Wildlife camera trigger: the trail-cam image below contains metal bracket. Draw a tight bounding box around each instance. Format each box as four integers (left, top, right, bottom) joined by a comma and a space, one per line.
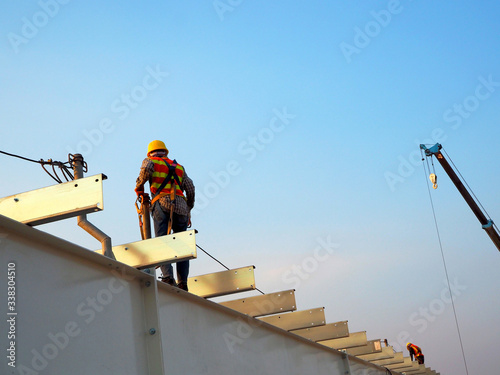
420, 143, 442, 156
482, 219, 494, 229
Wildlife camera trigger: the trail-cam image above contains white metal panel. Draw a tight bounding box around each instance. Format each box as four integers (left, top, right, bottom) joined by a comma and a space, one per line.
0, 174, 105, 225
0, 216, 152, 374
0, 215, 411, 375
109, 230, 197, 269
156, 289, 347, 375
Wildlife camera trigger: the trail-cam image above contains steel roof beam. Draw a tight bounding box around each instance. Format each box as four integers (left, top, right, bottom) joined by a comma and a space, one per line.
318, 331, 367, 349
258, 308, 326, 331
345, 339, 382, 356
0, 174, 105, 226
290, 321, 349, 342
219, 289, 296, 317
108, 230, 196, 269
188, 266, 256, 298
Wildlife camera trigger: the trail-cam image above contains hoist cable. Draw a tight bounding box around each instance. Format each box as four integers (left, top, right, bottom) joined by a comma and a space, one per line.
421, 163, 470, 375
196, 243, 265, 295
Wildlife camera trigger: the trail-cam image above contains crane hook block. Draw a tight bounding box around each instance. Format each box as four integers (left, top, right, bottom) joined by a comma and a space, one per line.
429, 173, 438, 189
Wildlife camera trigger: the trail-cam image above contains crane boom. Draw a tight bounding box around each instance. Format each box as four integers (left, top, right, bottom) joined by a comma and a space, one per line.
420, 143, 500, 252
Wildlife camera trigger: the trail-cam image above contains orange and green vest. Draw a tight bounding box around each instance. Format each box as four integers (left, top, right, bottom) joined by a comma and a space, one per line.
149, 157, 185, 198
409, 344, 423, 357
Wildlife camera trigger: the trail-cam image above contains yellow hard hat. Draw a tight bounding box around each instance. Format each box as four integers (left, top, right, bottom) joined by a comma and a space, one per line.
406, 343, 411, 348
147, 140, 168, 156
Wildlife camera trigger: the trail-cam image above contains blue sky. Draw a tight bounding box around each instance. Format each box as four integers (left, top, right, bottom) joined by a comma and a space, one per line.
2, 1, 500, 373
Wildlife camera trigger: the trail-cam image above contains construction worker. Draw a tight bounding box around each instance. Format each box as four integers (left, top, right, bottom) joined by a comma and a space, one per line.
135, 140, 195, 291
407, 342, 424, 364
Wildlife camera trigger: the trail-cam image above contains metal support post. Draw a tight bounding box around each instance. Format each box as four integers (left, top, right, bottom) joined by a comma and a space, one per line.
136, 194, 154, 274
342, 352, 352, 375
72, 154, 115, 260
141, 276, 165, 374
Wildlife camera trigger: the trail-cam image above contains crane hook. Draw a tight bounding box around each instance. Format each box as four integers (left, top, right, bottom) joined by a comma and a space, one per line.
429, 173, 438, 189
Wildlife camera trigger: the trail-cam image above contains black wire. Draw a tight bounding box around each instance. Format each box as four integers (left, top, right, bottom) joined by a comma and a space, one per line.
0, 150, 41, 163
51, 163, 63, 183
196, 244, 230, 270
431, 153, 436, 175
61, 165, 74, 181
41, 163, 62, 183
422, 149, 432, 181
1, 149, 76, 183
196, 243, 265, 295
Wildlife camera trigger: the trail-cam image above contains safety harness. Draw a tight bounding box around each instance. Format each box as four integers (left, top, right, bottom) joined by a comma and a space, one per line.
150, 158, 182, 205
150, 158, 183, 234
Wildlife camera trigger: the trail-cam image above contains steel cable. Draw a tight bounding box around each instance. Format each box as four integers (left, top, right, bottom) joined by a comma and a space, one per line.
196, 243, 265, 295
421, 160, 470, 375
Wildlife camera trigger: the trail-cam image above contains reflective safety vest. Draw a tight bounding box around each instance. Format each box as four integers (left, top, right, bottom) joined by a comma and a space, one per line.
149, 157, 185, 198
409, 344, 423, 357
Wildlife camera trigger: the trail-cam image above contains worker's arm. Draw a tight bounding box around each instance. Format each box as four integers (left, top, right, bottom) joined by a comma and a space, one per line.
135, 158, 154, 195
183, 172, 195, 210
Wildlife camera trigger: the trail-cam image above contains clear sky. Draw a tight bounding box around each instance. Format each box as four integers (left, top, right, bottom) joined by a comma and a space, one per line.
2, 1, 500, 373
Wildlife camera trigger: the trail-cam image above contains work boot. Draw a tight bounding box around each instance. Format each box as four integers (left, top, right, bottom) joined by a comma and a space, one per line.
161, 276, 177, 287
177, 281, 188, 292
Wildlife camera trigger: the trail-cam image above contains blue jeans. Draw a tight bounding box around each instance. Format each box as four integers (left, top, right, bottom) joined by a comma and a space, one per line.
151, 202, 189, 283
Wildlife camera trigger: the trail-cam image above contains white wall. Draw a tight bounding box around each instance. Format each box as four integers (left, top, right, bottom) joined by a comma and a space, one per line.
0, 215, 392, 375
